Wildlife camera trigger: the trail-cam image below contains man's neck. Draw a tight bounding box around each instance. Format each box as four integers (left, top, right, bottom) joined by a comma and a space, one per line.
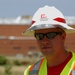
46, 51, 69, 67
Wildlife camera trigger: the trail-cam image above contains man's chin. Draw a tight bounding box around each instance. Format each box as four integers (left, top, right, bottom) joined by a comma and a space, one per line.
42, 49, 54, 56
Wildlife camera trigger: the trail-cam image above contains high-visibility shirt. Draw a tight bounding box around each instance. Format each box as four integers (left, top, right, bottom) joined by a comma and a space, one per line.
24, 52, 75, 75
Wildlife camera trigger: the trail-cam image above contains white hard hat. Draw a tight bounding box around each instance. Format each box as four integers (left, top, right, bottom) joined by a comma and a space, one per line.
23, 5, 75, 36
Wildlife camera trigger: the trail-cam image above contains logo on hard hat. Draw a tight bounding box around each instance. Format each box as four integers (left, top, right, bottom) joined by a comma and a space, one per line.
40, 14, 48, 21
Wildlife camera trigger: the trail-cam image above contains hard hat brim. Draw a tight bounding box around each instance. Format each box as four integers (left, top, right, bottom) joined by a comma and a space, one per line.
22, 24, 75, 36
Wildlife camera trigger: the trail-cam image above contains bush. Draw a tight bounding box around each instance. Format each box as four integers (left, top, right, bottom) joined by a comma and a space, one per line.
14, 60, 22, 66
5, 64, 12, 75
22, 61, 31, 65
0, 56, 7, 65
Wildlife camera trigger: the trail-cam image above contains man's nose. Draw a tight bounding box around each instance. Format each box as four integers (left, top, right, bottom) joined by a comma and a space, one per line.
41, 41, 49, 45
41, 36, 50, 45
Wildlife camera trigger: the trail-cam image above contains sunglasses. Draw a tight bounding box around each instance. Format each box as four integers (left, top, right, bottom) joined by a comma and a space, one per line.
34, 32, 62, 40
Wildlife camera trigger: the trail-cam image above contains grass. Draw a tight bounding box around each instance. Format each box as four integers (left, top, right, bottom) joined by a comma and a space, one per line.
0, 52, 43, 75
0, 65, 28, 75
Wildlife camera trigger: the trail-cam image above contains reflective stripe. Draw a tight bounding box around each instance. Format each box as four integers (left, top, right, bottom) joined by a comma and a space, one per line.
71, 62, 75, 75
72, 70, 75, 75
29, 58, 44, 75
29, 70, 39, 75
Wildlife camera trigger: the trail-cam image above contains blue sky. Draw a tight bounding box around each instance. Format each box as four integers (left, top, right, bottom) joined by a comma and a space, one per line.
0, 0, 75, 18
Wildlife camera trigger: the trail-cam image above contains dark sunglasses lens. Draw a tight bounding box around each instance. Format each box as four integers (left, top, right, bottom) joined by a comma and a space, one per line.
35, 34, 44, 40
46, 32, 59, 39
35, 32, 61, 40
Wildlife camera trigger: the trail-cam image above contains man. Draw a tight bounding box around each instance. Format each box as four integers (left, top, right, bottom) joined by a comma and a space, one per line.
23, 5, 75, 75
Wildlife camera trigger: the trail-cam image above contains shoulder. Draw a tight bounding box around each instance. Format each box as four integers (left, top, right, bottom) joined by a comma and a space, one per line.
24, 58, 45, 75
71, 51, 75, 57
24, 66, 31, 75
68, 51, 75, 57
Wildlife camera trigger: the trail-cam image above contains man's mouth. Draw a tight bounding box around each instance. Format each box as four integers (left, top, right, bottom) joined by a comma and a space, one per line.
42, 46, 52, 49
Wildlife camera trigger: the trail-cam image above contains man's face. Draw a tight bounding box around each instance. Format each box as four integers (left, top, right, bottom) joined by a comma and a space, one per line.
35, 28, 66, 57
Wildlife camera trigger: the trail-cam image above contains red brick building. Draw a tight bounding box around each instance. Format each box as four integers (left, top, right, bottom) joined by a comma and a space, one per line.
0, 16, 75, 56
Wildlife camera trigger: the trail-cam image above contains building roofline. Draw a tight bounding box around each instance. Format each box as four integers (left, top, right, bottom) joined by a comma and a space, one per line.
0, 16, 75, 25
